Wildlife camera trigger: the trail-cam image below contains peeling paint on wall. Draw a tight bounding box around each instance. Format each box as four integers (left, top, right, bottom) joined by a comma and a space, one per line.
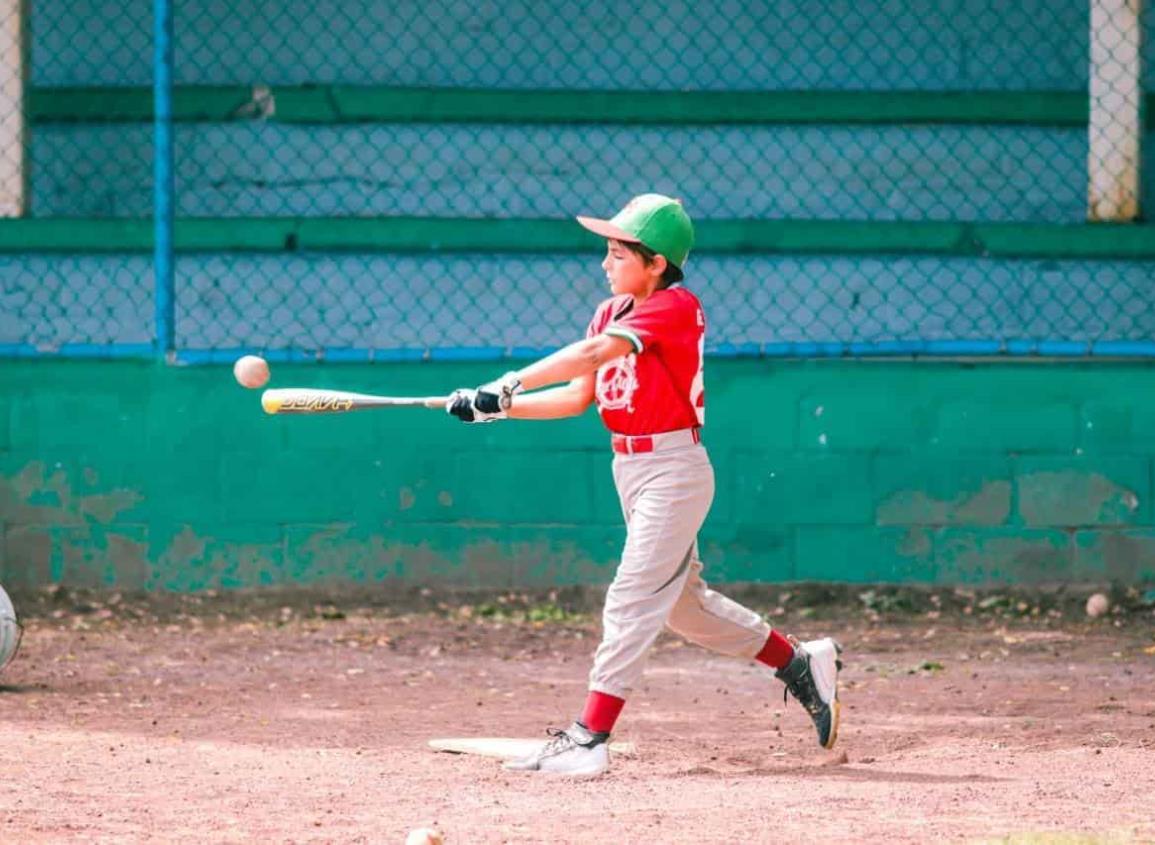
878, 481, 1012, 526
1, 461, 146, 586
1018, 471, 1140, 526
934, 531, 1073, 584
1, 461, 142, 525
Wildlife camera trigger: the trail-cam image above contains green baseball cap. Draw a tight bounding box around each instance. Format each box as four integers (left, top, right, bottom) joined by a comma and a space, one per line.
577, 193, 695, 271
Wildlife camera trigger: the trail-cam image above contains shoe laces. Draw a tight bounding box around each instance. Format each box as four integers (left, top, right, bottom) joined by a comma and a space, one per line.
780, 658, 823, 719
541, 727, 579, 756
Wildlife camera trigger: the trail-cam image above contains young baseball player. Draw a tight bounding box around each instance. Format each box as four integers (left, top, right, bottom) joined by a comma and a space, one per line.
446, 194, 842, 777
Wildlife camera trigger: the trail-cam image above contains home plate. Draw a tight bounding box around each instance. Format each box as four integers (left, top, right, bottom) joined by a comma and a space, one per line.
428, 737, 637, 759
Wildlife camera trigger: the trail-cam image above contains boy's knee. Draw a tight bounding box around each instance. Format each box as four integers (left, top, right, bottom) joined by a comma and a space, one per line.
665, 595, 699, 635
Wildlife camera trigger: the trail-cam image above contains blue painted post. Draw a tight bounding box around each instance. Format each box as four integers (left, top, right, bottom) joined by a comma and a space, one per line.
153, 0, 175, 360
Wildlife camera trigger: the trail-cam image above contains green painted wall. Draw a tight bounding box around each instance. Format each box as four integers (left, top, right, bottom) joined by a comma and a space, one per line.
2, 359, 1155, 591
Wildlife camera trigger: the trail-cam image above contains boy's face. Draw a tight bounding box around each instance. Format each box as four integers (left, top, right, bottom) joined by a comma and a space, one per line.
602, 240, 663, 298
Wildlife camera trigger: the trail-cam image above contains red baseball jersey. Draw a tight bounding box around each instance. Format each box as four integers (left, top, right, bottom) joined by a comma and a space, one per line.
585, 285, 706, 436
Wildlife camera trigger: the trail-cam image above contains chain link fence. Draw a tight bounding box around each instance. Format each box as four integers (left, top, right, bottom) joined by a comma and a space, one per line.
1, 0, 154, 355
1, 0, 1152, 358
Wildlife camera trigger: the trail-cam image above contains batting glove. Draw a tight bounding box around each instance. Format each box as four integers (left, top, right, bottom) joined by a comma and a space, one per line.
445, 388, 504, 423
475, 371, 524, 415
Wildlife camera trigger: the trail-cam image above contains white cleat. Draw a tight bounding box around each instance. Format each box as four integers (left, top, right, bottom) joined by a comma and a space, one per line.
775, 636, 843, 749
503, 722, 611, 777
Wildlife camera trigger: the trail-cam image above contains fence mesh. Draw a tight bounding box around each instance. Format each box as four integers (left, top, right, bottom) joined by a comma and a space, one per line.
2, 0, 153, 354
1, 0, 1152, 357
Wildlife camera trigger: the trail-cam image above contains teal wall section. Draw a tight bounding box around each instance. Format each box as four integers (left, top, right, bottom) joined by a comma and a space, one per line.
3, 359, 1155, 591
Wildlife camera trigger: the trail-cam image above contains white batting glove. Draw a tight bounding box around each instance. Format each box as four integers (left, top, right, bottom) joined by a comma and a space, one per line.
475, 371, 524, 415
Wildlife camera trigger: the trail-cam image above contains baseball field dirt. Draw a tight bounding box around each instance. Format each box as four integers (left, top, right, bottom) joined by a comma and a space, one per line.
1, 585, 1152, 844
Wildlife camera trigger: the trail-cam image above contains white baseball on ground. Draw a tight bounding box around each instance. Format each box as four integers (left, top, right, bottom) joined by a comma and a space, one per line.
233, 355, 270, 389
1085, 592, 1110, 618
405, 828, 444, 845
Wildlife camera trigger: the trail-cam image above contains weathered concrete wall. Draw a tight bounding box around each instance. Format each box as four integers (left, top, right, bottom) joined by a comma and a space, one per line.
2, 359, 1154, 591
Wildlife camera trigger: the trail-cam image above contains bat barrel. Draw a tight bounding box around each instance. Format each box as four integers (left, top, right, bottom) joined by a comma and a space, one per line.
261, 388, 448, 414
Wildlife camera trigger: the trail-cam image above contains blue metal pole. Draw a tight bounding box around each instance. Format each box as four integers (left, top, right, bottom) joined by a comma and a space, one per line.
153, 0, 175, 360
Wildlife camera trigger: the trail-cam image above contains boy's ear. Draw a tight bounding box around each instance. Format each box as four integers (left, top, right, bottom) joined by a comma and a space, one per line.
651, 253, 668, 276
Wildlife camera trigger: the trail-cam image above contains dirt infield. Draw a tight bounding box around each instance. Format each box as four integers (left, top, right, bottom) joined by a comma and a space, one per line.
1, 585, 1153, 844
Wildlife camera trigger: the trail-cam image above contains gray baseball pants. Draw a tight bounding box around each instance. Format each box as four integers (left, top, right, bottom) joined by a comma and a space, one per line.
588, 443, 772, 698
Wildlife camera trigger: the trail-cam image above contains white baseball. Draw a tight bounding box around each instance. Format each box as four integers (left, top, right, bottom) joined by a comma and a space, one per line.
1085, 592, 1110, 618
233, 355, 270, 389
405, 828, 444, 845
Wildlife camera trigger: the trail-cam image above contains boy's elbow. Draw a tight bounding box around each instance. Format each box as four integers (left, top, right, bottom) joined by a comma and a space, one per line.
582, 336, 615, 368
573, 393, 595, 417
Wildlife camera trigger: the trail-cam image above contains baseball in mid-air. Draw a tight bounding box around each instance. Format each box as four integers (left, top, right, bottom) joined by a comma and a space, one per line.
233, 355, 270, 389
1085, 592, 1110, 618
404, 828, 444, 845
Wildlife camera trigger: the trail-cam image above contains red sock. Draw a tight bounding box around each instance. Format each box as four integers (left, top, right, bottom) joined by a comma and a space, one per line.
580, 691, 625, 734
755, 630, 795, 670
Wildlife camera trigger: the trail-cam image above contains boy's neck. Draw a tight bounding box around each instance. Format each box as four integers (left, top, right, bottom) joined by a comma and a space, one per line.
633, 281, 681, 306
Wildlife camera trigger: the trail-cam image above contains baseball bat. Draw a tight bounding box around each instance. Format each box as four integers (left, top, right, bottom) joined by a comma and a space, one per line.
261, 388, 449, 415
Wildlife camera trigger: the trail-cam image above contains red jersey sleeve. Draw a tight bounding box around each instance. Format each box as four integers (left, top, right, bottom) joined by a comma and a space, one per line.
586, 295, 631, 340
601, 291, 690, 354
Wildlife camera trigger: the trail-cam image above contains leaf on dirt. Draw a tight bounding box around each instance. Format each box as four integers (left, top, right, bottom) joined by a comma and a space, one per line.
910, 660, 945, 674
1091, 732, 1121, 748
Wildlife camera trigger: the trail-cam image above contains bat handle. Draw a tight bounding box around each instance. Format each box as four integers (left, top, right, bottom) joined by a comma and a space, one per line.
424, 396, 450, 409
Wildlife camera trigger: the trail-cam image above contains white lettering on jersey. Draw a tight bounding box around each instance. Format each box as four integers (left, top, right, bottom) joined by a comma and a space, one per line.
596, 354, 638, 413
